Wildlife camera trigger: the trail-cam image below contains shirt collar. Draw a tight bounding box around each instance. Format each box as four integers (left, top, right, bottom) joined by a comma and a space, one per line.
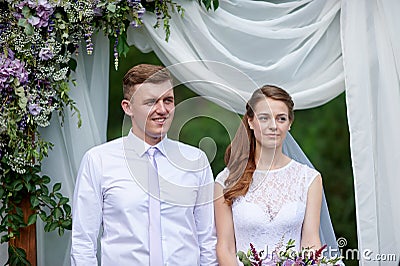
126, 130, 168, 157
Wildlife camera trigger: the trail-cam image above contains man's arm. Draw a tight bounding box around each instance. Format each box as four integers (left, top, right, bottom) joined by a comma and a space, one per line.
71, 151, 103, 265
194, 158, 218, 265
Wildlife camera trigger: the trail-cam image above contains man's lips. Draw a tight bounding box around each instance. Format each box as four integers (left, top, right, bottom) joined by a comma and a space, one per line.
151, 117, 168, 124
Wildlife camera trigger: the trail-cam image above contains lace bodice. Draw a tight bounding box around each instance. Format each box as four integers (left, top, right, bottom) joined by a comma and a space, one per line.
215, 160, 319, 255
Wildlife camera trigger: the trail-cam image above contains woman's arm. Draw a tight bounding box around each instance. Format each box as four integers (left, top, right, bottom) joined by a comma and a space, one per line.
214, 183, 238, 266
301, 174, 323, 250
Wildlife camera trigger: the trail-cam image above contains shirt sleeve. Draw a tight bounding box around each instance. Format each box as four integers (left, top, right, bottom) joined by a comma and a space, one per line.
194, 153, 218, 266
71, 150, 103, 266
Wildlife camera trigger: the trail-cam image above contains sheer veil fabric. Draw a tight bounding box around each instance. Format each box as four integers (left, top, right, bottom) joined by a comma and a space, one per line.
1, 0, 399, 265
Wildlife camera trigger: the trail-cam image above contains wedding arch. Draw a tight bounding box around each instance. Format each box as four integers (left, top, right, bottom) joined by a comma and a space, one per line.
1, 0, 399, 265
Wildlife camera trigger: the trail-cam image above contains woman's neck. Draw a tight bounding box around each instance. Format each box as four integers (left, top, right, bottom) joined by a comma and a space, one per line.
254, 145, 290, 170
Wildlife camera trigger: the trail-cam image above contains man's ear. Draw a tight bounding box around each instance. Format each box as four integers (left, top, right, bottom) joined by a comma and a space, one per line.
121, 99, 133, 116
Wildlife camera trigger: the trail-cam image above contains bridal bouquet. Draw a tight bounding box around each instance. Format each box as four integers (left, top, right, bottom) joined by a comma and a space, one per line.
237, 239, 342, 266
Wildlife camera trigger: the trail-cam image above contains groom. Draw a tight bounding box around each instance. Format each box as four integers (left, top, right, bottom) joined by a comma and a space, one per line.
71, 64, 217, 265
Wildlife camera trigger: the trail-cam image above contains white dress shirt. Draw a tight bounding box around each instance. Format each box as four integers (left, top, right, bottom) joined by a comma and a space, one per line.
71, 131, 217, 265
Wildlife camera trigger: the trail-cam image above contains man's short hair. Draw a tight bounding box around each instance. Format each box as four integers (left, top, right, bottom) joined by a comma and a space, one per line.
123, 64, 172, 100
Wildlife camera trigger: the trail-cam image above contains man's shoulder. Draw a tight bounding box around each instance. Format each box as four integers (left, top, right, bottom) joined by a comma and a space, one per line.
163, 138, 210, 169
165, 138, 205, 155
86, 137, 124, 156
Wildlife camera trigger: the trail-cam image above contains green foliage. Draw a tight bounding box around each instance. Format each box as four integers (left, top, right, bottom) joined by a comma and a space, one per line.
0, 165, 72, 264
199, 0, 219, 11
7, 245, 31, 266
0, 165, 72, 239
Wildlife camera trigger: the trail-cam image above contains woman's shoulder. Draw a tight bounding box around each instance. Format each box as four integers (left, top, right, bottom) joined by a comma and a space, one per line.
290, 159, 321, 186
215, 167, 230, 188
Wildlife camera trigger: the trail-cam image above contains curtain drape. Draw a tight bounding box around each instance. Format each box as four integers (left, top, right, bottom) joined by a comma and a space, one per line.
341, 0, 400, 264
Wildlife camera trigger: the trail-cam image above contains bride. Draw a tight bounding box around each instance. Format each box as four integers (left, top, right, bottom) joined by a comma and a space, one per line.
214, 85, 323, 265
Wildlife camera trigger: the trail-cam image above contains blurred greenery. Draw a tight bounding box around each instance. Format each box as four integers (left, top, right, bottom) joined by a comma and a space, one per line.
108, 45, 357, 265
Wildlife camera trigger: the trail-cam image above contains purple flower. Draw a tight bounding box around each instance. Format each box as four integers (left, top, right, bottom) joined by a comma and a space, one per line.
93, 7, 103, 16
15, 0, 54, 28
28, 103, 42, 116
137, 7, 146, 19
28, 15, 40, 26
0, 51, 29, 91
39, 47, 53, 60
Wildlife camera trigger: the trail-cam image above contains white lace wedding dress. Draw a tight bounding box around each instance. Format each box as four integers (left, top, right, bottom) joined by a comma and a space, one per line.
215, 159, 319, 257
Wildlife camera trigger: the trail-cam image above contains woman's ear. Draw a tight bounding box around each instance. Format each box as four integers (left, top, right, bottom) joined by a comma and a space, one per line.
248, 118, 254, 130
121, 99, 133, 116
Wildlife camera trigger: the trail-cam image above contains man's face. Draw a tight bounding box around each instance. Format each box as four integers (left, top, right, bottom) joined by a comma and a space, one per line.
123, 80, 175, 145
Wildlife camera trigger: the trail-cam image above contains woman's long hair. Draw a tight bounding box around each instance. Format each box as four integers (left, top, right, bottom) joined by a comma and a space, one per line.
223, 85, 294, 205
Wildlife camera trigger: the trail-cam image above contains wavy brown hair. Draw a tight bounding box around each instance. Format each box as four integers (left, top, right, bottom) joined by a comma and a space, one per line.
223, 85, 294, 205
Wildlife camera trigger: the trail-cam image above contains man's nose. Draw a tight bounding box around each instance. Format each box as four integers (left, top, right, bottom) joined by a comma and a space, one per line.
155, 101, 168, 114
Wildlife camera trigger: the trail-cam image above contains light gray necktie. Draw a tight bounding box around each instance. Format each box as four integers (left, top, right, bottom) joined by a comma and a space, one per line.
147, 147, 163, 265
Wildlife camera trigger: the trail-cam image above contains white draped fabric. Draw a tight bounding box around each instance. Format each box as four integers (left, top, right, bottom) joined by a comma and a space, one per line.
1, 0, 399, 265
341, 1, 400, 264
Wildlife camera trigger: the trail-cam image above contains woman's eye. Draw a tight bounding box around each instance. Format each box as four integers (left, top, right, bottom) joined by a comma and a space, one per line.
259, 116, 268, 121
277, 116, 287, 122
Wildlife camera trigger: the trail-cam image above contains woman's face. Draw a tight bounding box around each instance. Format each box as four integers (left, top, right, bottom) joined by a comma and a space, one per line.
248, 97, 292, 150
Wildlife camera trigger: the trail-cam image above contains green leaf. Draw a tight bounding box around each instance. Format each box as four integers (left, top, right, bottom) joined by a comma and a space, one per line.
41, 175, 51, 184
15, 207, 23, 218
107, 3, 117, 12
68, 58, 77, 72
61, 219, 72, 230
41, 195, 51, 204
27, 214, 37, 226
236, 251, 252, 266
39, 211, 48, 222
49, 221, 58, 232
53, 182, 62, 192
59, 197, 69, 205
21, 6, 31, 17
63, 204, 72, 216
117, 32, 130, 57
58, 226, 65, 236
13, 183, 24, 192
41, 185, 49, 195
30, 195, 40, 208
1, 235, 9, 243
50, 199, 57, 207
54, 207, 63, 219
213, 0, 219, 10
